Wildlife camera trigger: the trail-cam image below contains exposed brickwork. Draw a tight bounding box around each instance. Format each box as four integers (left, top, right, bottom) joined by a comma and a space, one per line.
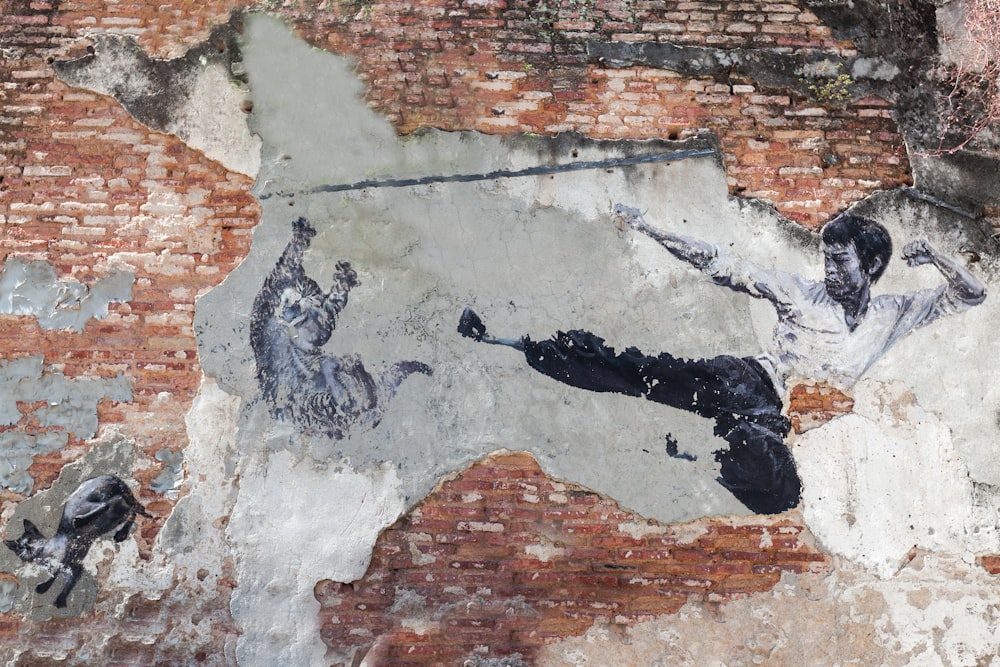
787, 381, 855, 434
281, 0, 912, 227
316, 452, 829, 666
981, 555, 1000, 575
2, 1, 254, 661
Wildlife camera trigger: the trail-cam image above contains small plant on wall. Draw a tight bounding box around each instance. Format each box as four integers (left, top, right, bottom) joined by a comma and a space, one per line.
520, 0, 635, 42
928, 0, 1000, 155
801, 62, 854, 108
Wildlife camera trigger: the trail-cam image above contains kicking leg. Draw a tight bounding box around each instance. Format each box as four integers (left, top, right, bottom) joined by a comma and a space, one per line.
457, 308, 526, 351
713, 416, 800, 514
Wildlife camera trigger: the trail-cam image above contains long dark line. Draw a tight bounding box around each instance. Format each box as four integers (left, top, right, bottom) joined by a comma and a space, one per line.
900, 186, 977, 220
258, 147, 717, 200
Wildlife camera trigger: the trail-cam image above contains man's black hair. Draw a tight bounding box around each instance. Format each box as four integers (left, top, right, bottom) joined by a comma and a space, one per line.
821, 214, 893, 282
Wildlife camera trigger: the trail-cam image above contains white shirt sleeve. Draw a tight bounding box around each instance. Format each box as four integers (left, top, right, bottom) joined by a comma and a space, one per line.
886, 283, 976, 341
699, 246, 809, 317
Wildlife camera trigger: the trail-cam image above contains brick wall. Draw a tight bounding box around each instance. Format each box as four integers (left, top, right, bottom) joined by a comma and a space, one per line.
282, 0, 911, 227
1, 0, 257, 492
316, 452, 829, 665
0, 0, 958, 664
2, 1, 251, 662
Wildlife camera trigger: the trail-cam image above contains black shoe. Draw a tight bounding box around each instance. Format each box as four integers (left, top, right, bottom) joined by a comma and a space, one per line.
457, 307, 486, 341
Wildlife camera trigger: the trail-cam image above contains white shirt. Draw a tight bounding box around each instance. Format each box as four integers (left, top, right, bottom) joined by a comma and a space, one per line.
703, 248, 975, 391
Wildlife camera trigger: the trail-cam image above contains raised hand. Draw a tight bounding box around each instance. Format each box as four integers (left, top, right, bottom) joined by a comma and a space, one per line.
901, 239, 936, 267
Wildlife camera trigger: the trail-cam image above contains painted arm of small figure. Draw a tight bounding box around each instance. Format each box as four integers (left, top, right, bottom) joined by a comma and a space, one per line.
613, 204, 717, 269
902, 239, 987, 305
323, 260, 360, 319
275, 217, 316, 281
250, 218, 316, 351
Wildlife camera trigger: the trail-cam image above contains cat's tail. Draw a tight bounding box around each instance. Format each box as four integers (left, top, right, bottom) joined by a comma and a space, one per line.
378, 360, 432, 402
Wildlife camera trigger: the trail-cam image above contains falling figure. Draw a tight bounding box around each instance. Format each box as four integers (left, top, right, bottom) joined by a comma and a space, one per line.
250, 217, 432, 439
5, 475, 151, 608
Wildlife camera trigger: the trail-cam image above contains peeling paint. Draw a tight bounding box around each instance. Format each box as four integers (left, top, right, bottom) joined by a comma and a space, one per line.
794, 379, 1000, 578
0, 356, 131, 493
0, 258, 133, 332
54, 25, 261, 178
536, 555, 1000, 666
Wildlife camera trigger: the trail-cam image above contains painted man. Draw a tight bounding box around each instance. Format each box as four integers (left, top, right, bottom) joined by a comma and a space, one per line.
458, 205, 986, 514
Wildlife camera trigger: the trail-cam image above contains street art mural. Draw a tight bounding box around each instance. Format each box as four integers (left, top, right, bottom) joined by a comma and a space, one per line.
188, 17, 1000, 663
249, 217, 432, 439
4, 475, 150, 609
189, 19, 1000, 534
458, 205, 987, 514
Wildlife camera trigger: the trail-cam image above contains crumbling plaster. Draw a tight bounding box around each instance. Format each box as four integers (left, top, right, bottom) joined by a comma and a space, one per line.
28, 8, 1000, 665
0, 355, 131, 494
536, 554, 1000, 666
54, 21, 261, 179
184, 16, 1000, 663
0, 258, 133, 332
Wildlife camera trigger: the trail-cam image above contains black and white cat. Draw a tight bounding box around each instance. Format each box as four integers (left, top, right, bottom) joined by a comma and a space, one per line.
249, 217, 432, 439
4, 475, 151, 608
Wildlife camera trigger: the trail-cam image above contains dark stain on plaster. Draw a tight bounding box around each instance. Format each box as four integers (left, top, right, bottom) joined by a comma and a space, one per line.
52, 13, 247, 134
799, 0, 938, 62
502, 131, 723, 170
585, 41, 898, 106
261, 133, 721, 200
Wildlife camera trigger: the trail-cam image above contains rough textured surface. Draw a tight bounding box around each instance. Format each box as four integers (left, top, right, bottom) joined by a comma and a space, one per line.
53, 18, 261, 178
536, 551, 1000, 666
314, 452, 829, 666
1, 0, 999, 664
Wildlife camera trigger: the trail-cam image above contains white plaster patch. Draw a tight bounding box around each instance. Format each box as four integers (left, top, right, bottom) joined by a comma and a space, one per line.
793, 379, 1000, 578
524, 542, 567, 563
228, 449, 406, 667
145, 377, 242, 658
124, 186, 219, 254
617, 520, 666, 540
537, 554, 1000, 666
173, 62, 261, 177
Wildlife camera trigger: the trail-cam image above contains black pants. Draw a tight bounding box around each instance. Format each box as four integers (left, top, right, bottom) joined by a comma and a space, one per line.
523, 330, 800, 514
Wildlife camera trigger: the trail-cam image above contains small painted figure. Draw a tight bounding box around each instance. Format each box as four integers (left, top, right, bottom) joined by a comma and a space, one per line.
458, 205, 986, 514
4, 475, 151, 608
250, 217, 432, 439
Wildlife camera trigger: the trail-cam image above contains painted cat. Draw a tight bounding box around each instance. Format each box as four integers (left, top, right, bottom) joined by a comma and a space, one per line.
4, 475, 151, 608
249, 217, 432, 439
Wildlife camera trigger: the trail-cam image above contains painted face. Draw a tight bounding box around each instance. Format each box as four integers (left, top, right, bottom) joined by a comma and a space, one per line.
823, 242, 868, 303
279, 287, 333, 352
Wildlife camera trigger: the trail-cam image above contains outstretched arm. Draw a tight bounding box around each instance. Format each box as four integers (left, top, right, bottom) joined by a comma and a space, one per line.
322, 260, 360, 320
613, 204, 716, 269
250, 218, 317, 350
902, 239, 986, 305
